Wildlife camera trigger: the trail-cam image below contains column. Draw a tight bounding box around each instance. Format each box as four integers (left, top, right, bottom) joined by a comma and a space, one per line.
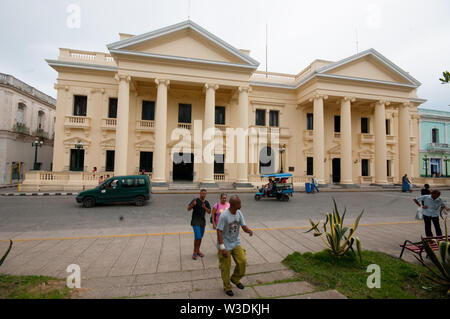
312, 94, 327, 184
236, 86, 250, 184
202, 83, 218, 185
374, 100, 389, 184
398, 103, 411, 177
153, 79, 170, 185
114, 75, 130, 176
340, 97, 354, 184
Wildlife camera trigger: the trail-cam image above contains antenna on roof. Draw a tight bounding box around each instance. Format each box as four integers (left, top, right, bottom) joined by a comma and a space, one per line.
355, 27, 359, 54
266, 22, 268, 78
188, 0, 191, 20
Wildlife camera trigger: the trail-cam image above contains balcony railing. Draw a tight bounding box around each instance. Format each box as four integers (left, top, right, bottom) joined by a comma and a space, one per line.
64, 116, 91, 128
426, 143, 450, 153
386, 135, 397, 144
214, 174, 226, 181
136, 120, 155, 132
177, 123, 192, 130
303, 130, 313, 141
102, 118, 117, 130
359, 133, 374, 144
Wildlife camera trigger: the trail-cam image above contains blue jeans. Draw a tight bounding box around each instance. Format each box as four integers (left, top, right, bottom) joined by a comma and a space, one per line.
313, 185, 319, 192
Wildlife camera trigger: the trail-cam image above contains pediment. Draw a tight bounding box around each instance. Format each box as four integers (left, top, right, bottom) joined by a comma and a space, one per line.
63, 136, 91, 147
135, 137, 155, 148
317, 49, 420, 87
108, 20, 259, 69
101, 138, 116, 148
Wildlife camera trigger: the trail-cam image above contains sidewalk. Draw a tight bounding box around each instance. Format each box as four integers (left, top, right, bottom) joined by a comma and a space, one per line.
0, 221, 426, 299
2, 185, 449, 196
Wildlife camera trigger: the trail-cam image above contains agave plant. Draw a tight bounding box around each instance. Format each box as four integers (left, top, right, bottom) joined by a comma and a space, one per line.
415, 217, 450, 294
0, 240, 13, 267
305, 199, 364, 262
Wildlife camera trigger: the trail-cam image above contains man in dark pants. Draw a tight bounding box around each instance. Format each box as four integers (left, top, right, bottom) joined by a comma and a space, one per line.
413, 190, 449, 237
187, 189, 211, 260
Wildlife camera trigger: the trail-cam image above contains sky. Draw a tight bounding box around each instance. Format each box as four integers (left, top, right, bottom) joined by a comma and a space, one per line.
0, 0, 449, 110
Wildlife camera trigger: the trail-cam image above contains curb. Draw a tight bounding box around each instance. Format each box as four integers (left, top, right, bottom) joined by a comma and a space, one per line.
1, 192, 79, 196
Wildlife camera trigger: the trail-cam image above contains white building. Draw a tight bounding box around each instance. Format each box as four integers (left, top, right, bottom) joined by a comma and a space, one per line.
0, 73, 56, 185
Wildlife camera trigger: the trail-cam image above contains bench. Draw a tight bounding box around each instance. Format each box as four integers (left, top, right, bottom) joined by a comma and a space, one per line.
399, 236, 447, 259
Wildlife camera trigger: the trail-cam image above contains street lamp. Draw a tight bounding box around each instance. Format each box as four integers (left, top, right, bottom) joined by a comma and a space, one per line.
423, 154, 429, 177
279, 145, 286, 174
444, 156, 449, 177
31, 139, 43, 170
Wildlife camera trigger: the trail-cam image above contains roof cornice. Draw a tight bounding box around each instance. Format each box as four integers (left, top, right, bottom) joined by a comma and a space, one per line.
46, 59, 117, 72
109, 49, 258, 70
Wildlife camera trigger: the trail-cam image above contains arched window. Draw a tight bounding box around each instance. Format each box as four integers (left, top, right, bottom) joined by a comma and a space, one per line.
17, 103, 26, 125
432, 128, 439, 144
38, 110, 45, 130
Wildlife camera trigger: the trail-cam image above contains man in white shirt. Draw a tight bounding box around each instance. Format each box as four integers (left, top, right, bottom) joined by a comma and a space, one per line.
413, 190, 448, 237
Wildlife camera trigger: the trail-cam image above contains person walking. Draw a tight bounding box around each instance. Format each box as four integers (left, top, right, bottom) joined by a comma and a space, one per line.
216, 195, 253, 297
187, 189, 211, 260
413, 190, 449, 237
420, 184, 431, 196
402, 174, 412, 192
211, 193, 230, 230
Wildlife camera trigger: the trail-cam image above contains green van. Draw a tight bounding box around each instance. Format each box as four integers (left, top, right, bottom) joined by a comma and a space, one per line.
76, 175, 151, 208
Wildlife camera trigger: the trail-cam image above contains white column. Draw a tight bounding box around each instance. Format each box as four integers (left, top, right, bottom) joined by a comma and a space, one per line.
374, 100, 389, 184
114, 75, 130, 176
398, 103, 411, 177
312, 94, 327, 184
236, 86, 250, 184
202, 83, 218, 185
153, 79, 170, 184
340, 97, 354, 184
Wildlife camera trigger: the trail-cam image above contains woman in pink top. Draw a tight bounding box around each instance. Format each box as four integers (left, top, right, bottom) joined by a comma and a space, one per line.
211, 193, 230, 229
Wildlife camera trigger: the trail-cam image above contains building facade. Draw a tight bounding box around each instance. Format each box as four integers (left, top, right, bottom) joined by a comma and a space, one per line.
23, 20, 426, 190
419, 109, 450, 177
0, 73, 56, 185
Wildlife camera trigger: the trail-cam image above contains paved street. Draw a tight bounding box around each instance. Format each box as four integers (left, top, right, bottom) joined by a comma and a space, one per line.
0, 190, 446, 298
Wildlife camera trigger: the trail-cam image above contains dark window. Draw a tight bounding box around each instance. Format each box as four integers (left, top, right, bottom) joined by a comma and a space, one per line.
307, 157, 313, 176
105, 150, 115, 172
121, 178, 137, 188
73, 95, 87, 116
307, 113, 314, 130
70, 149, 85, 171
215, 106, 226, 125
108, 98, 117, 118
387, 160, 391, 177
214, 154, 225, 174
269, 110, 279, 127
139, 152, 153, 172
178, 104, 192, 123
255, 109, 266, 126
432, 128, 439, 143
142, 101, 155, 121
362, 159, 369, 176
386, 119, 390, 135
361, 117, 369, 134
334, 115, 341, 133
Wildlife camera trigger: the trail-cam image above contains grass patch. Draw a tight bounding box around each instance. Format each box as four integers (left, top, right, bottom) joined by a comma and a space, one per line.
0, 274, 75, 299
283, 250, 449, 299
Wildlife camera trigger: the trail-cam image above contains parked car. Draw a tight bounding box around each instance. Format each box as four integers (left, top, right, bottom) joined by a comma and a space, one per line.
76, 175, 151, 208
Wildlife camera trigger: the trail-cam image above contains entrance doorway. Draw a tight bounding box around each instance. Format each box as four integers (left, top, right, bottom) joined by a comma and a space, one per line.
173, 153, 194, 182
332, 158, 341, 183
70, 149, 85, 171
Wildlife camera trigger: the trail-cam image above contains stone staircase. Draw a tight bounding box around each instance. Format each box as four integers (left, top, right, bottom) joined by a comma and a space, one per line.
76, 263, 346, 299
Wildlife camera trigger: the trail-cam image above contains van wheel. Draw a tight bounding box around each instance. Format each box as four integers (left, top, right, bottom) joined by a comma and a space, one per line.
135, 196, 146, 206
82, 197, 95, 208
254, 194, 261, 201
283, 195, 290, 202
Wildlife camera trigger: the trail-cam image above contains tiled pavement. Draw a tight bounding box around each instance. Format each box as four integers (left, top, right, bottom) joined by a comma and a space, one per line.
0, 221, 427, 299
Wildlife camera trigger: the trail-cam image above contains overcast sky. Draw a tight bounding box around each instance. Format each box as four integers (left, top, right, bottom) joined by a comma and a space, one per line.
0, 0, 449, 110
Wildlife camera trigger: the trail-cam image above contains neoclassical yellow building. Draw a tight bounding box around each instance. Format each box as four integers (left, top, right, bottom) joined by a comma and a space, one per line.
24, 20, 426, 190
